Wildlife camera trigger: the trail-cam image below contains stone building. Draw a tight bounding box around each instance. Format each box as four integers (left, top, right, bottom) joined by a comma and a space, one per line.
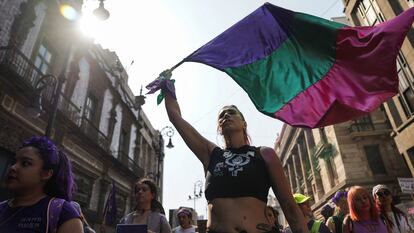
0, 0, 165, 230
275, 108, 411, 216
341, 0, 414, 175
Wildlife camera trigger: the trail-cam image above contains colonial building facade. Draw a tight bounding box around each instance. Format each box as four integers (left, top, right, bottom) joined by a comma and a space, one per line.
275, 109, 411, 216
0, 0, 164, 230
342, 0, 414, 175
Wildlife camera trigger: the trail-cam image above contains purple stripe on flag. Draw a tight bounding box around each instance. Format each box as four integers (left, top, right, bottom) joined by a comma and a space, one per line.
184, 3, 293, 70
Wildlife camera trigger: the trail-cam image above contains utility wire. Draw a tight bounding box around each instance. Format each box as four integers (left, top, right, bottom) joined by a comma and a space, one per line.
321, 0, 341, 17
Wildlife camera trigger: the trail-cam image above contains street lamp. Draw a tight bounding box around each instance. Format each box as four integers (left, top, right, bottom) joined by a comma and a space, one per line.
26, 3, 111, 139
160, 126, 175, 149
93, 0, 110, 21
188, 180, 203, 211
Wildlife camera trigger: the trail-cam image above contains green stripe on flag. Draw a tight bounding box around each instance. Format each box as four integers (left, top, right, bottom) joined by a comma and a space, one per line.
225, 13, 344, 115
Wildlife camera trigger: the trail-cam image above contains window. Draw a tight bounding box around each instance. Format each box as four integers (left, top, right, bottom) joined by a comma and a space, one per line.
118, 129, 129, 156
397, 52, 414, 117
349, 115, 374, 132
387, 99, 403, 127
84, 94, 97, 121
408, 147, 414, 167
358, 0, 384, 26
34, 43, 52, 74
364, 145, 387, 175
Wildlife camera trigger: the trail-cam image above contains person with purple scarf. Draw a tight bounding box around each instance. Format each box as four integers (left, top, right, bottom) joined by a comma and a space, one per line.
0, 136, 82, 233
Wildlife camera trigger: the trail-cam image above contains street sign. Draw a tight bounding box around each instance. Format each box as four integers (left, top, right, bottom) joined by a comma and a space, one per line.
398, 177, 414, 194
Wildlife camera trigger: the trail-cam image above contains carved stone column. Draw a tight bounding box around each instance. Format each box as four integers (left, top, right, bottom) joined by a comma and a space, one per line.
292, 153, 303, 193
97, 178, 111, 216
88, 177, 102, 211
304, 129, 324, 200
287, 159, 296, 193
297, 140, 310, 196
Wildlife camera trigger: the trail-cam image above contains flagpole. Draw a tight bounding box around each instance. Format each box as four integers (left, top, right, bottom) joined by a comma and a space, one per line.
170, 60, 185, 72
170, 49, 199, 72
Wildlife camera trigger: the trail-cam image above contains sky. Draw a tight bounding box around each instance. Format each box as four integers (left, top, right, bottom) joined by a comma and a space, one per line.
80, 0, 345, 219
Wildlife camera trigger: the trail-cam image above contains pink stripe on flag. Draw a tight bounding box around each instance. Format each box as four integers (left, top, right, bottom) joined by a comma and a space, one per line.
275, 7, 414, 128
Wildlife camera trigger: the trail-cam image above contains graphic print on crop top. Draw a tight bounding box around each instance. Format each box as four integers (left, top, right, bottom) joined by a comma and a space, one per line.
214, 149, 255, 176
205, 145, 270, 202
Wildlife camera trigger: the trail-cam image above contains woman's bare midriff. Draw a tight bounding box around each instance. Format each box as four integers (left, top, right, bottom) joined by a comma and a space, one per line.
207, 197, 271, 233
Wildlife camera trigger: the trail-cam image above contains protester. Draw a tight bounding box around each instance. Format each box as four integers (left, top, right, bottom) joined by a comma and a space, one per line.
373, 184, 412, 233
120, 178, 171, 233
326, 190, 349, 233
321, 204, 334, 224
0, 136, 82, 233
284, 193, 331, 233
72, 201, 96, 233
173, 207, 197, 233
161, 69, 308, 233
343, 186, 388, 233
266, 206, 284, 232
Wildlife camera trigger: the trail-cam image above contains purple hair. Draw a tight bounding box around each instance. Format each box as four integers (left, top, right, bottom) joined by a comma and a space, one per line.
21, 136, 76, 201
332, 190, 348, 203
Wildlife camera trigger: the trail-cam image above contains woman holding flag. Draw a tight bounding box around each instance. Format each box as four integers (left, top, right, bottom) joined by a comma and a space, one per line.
158, 70, 308, 233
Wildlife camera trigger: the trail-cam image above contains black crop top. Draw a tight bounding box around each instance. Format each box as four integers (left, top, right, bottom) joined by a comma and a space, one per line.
205, 145, 271, 203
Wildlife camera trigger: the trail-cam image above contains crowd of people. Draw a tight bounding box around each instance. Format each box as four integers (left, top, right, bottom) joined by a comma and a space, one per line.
0, 74, 414, 233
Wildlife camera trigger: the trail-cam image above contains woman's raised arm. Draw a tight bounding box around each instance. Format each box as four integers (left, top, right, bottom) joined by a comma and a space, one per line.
164, 89, 216, 171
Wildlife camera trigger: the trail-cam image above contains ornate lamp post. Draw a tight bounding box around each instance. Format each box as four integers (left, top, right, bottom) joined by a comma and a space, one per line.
160, 126, 175, 149
188, 180, 203, 211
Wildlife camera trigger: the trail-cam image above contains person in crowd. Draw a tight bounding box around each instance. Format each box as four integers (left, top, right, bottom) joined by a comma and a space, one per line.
284, 193, 331, 233
326, 190, 349, 233
120, 178, 171, 233
162, 69, 308, 233
266, 206, 284, 232
343, 186, 388, 233
372, 184, 412, 233
0, 136, 82, 233
71, 201, 96, 233
321, 204, 334, 224
173, 207, 197, 233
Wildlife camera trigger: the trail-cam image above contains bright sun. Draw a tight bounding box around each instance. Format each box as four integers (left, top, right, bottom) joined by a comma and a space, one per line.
59, 3, 109, 43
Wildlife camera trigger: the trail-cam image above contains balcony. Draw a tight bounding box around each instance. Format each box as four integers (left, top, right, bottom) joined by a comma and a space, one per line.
0, 46, 43, 90
348, 120, 390, 140
113, 150, 144, 178
80, 117, 110, 152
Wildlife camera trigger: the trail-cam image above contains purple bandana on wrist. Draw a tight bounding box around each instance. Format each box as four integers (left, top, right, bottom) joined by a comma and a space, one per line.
146, 76, 176, 104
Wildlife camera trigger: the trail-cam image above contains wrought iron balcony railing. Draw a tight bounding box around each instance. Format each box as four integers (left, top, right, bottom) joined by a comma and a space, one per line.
80, 117, 110, 152
114, 150, 144, 177
0, 45, 44, 89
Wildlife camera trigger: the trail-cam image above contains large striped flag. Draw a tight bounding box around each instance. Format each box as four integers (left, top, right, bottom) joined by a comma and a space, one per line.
181, 3, 414, 128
